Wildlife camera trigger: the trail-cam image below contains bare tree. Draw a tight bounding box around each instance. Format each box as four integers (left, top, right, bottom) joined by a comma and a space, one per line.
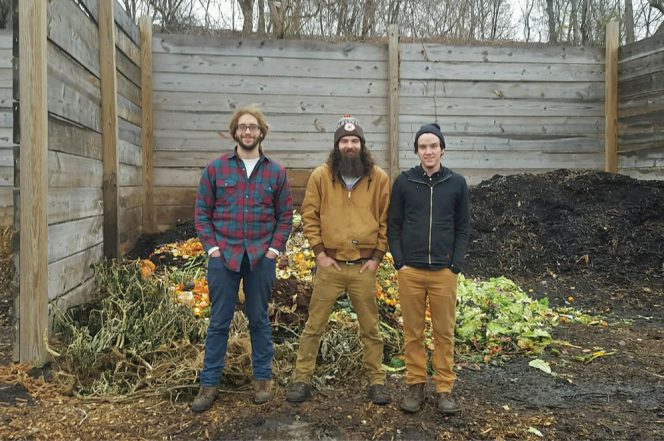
238, 0, 254, 33
651, 0, 664, 33
546, 0, 557, 43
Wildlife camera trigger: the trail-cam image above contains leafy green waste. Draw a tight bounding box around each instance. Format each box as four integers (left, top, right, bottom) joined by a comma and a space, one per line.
52, 260, 603, 397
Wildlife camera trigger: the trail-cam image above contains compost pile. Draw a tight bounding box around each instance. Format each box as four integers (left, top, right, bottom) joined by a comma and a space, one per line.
464, 169, 664, 316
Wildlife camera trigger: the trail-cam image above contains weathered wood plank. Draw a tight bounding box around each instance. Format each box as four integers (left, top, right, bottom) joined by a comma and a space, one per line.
400, 43, 604, 64
114, 0, 140, 47
47, 43, 101, 132
0, 49, 11, 69
0, 31, 12, 48
400, 79, 604, 101
48, 116, 102, 160
119, 139, 142, 166
120, 225, 142, 256
48, 276, 98, 319
119, 205, 141, 236
115, 22, 141, 66
153, 91, 387, 114
48, 216, 104, 264
140, 16, 154, 235
48, 187, 103, 224
116, 46, 141, 87
47, 0, 100, 78
619, 33, 664, 63
399, 97, 604, 117
400, 150, 604, 169
400, 61, 603, 82
120, 163, 142, 187
120, 185, 143, 210
48, 151, 103, 188
119, 118, 142, 145
117, 70, 141, 107
0, 186, 11, 206
19, 0, 49, 363
154, 187, 196, 206
618, 50, 664, 82
153, 52, 388, 79
155, 204, 195, 230
618, 92, 664, 118
48, 243, 102, 301
154, 34, 387, 60
0, 206, 12, 226
605, 20, 619, 173
153, 72, 388, 97
100, 0, 120, 259
619, 70, 664, 98
118, 93, 141, 126
0, 166, 12, 186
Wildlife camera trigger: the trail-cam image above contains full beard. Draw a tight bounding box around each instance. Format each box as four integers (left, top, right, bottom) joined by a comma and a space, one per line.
338, 153, 365, 177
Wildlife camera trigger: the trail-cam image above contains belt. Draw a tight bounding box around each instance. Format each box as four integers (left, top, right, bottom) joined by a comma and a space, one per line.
335, 258, 366, 265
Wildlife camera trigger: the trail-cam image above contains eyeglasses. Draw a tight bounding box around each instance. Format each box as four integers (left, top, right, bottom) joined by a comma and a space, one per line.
237, 124, 260, 133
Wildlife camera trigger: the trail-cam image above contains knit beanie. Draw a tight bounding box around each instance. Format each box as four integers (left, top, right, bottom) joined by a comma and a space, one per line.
334, 114, 365, 148
414, 123, 446, 152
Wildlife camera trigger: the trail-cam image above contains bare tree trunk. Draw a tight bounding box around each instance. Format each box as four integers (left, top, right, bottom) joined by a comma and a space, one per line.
570, 0, 579, 44
625, 0, 635, 43
257, 0, 265, 35
546, 0, 557, 43
580, 0, 590, 44
652, 0, 664, 34
238, 0, 254, 33
361, 0, 376, 38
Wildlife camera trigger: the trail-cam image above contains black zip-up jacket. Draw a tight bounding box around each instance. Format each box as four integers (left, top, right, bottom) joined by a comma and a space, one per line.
387, 165, 470, 273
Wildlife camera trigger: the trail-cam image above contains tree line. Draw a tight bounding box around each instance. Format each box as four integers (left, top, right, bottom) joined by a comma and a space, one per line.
2, 1, 663, 44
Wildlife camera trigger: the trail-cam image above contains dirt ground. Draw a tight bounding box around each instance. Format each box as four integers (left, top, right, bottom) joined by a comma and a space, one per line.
1, 170, 663, 441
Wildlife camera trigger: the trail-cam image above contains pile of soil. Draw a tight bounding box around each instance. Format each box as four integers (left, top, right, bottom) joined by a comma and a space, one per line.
465, 170, 664, 317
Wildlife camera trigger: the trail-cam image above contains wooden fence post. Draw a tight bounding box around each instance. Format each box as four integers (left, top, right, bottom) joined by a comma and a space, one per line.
140, 16, 154, 235
388, 24, 400, 182
605, 20, 619, 173
99, 0, 120, 258
18, 0, 48, 364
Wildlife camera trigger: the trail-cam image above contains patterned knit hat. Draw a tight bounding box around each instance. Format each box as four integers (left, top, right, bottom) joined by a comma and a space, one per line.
334, 114, 365, 148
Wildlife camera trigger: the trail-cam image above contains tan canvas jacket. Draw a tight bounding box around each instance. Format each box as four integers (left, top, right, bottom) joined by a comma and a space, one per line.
301, 164, 390, 262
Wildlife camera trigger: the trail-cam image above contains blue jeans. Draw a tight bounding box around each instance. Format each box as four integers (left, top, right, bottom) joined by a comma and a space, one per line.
200, 253, 276, 386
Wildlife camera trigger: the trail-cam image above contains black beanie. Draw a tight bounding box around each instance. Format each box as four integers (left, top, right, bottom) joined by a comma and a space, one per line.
413, 123, 446, 152
334, 114, 365, 148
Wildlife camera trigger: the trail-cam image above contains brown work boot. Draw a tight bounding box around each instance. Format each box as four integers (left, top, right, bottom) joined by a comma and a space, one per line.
191, 386, 218, 413
400, 383, 425, 413
253, 379, 273, 404
437, 392, 460, 415
286, 382, 312, 402
367, 383, 391, 405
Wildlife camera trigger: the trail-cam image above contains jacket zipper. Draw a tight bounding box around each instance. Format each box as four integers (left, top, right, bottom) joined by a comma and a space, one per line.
407, 173, 452, 265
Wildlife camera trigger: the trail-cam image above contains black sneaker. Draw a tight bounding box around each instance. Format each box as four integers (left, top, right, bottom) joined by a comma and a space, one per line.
367, 383, 391, 405
286, 382, 312, 402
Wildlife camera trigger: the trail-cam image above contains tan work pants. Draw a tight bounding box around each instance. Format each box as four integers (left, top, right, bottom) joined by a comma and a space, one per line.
293, 264, 385, 385
398, 266, 457, 393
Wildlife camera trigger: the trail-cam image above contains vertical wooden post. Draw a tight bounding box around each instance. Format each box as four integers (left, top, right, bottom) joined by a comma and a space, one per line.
18, 0, 48, 364
605, 20, 619, 173
387, 24, 400, 182
139, 16, 154, 234
99, 0, 120, 258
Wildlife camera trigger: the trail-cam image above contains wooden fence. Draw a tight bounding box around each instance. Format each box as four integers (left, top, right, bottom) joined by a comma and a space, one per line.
14, 0, 144, 362
618, 33, 664, 179
152, 32, 606, 226
10, 10, 664, 362
0, 32, 11, 226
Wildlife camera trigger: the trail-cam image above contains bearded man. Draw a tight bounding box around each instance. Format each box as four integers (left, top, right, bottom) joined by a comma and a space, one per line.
192, 106, 293, 412
286, 114, 391, 405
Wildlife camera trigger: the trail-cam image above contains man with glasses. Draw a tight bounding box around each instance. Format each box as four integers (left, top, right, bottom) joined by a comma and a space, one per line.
192, 106, 293, 412
388, 123, 469, 415
286, 114, 391, 405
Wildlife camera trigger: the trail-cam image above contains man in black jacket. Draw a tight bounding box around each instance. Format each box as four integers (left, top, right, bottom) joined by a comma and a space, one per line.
387, 123, 469, 415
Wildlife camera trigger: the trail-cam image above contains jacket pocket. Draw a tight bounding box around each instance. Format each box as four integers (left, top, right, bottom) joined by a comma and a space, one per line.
216, 178, 238, 205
